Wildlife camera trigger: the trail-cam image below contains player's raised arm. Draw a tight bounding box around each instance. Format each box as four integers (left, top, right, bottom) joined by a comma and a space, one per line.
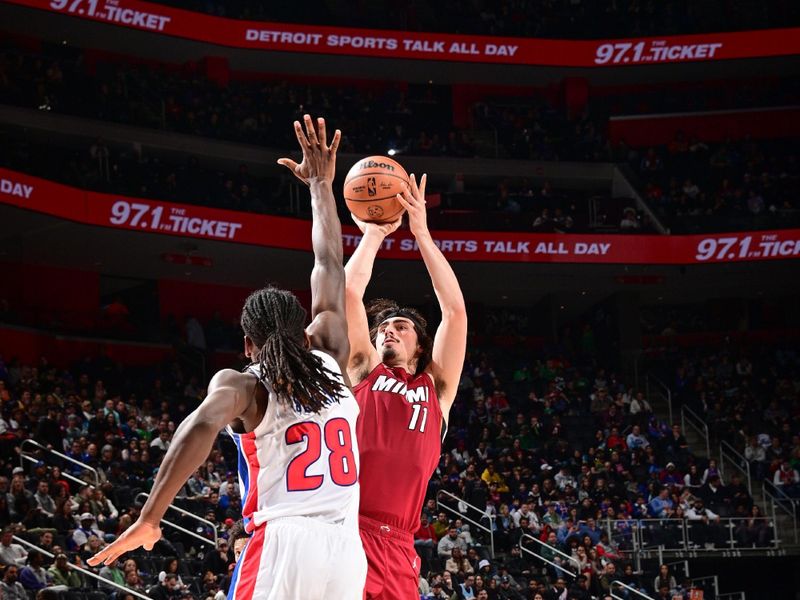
344, 216, 402, 384
396, 174, 467, 417
279, 115, 350, 374
87, 369, 253, 566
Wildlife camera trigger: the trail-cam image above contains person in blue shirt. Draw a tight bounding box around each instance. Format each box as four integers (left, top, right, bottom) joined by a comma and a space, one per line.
648, 487, 674, 518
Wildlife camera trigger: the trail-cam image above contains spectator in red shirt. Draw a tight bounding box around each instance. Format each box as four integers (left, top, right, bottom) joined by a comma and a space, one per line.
414, 513, 438, 567
606, 427, 627, 452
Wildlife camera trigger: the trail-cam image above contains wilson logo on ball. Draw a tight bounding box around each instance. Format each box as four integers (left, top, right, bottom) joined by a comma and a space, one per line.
358, 160, 396, 171
367, 177, 377, 197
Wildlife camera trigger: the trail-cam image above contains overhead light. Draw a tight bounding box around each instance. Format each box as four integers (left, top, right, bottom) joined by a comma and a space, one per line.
387, 148, 398, 156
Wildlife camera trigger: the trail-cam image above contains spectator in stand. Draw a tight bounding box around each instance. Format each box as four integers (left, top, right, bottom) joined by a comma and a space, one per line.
648, 488, 674, 518
0, 565, 27, 600
626, 425, 650, 451
735, 505, 772, 548
701, 459, 723, 485
32, 482, 56, 518
686, 497, 720, 548
445, 546, 473, 576
48, 552, 83, 589
653, 564, 677, 595
414, 513, 437, 566
18, 551, 49, 592
71, 513, 104, 549
0, 527, 27, 566
201, 538, 230, 577
438, 525, 468, 560
773, 460, 800, 496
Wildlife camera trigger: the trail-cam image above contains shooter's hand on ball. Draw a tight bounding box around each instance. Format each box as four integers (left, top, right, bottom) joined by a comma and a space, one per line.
396, 173, 428, 238
351, 214, 403, 240
277, 114, 341, 186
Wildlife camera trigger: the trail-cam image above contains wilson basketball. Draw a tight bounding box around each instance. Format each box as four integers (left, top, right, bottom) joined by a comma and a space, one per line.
343, 155, 409, 223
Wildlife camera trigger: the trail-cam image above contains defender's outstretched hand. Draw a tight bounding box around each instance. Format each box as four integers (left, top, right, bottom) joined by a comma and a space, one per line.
396, 173, 428, 237
87, 520, 162, 567
277, 114, 341, 186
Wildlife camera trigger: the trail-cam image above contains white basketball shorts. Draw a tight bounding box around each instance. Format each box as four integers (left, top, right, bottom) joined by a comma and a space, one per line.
227, 516, 367, 600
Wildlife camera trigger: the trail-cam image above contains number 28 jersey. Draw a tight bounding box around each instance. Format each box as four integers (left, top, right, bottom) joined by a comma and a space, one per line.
227, 350, 361, 533
353, 363, 442, 533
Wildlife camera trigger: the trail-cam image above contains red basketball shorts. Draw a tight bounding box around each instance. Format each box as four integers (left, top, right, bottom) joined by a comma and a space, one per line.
358, 515, 420, 600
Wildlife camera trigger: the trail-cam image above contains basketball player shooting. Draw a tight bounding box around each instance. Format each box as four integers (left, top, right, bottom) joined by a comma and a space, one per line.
345, 173, 468, 599
89, 115, 367, 599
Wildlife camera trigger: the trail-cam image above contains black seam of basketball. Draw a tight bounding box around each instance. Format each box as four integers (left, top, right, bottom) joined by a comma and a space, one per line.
343, 172, 410, 186
374, 206, 405, 222
344, 194, 402, 203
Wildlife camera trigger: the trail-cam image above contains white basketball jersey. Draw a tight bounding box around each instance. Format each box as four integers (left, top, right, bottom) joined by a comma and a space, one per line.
226, 350, 360, 533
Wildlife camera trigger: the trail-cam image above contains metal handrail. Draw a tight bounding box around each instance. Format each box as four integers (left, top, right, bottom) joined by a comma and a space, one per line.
519, 533, 579, 578
436, 489, 495, 557
135, 492, 218, 548
646, 375, 673, 425
689, 575, 719, 596
20, 453, 93, 490
720, 440, 752, 494
20, 438, 101, 488
616, 517, 779, 552
13, 536, 150, 600
665, 559, 689, 578
611, 580, 655, 600
681, 404, 710, 457
718, 592, 746, 600
762, 481, 798, 544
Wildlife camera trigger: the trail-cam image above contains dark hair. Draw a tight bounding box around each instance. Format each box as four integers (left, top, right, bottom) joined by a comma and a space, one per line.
36, 589, 60, 600
228, 520, 248, 546
367, 299, 433, 375
240, 287, 342, 413
162, 557, 178, 572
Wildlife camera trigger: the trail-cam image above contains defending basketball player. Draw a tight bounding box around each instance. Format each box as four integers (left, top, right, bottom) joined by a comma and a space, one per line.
345, 173, 468, 599
88, 115, 367, 599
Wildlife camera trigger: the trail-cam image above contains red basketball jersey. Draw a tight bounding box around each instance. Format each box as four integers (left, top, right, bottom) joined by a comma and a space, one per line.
353, 362, 442, 533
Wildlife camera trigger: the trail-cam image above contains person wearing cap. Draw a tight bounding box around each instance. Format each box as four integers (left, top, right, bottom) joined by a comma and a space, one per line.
659, 462, 682, 487
48, 553, 83, 589
71, 513, 103, 549
202, 537, 230, 577
497, 574, 523, 600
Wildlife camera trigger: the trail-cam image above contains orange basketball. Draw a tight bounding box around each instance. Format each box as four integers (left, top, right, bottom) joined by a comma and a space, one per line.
343, 155, 409, 223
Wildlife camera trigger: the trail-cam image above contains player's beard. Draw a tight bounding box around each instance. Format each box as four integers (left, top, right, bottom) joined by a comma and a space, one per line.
381, 346, 398, 363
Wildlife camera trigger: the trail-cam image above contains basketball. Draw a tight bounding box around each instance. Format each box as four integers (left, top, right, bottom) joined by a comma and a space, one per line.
343, 155, 409, 223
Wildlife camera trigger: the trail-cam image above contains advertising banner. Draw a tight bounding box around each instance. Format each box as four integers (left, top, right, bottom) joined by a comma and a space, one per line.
6, 0, 800, 67
3, 168, 800, 265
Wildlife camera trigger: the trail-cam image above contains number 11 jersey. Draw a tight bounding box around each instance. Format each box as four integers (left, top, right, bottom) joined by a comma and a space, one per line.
227, 350, 361, 534
353, 363, 442, 533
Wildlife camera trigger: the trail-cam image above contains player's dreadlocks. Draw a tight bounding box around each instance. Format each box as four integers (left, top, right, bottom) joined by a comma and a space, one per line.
367, 298, 433, 375
240, 287, 342, 413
